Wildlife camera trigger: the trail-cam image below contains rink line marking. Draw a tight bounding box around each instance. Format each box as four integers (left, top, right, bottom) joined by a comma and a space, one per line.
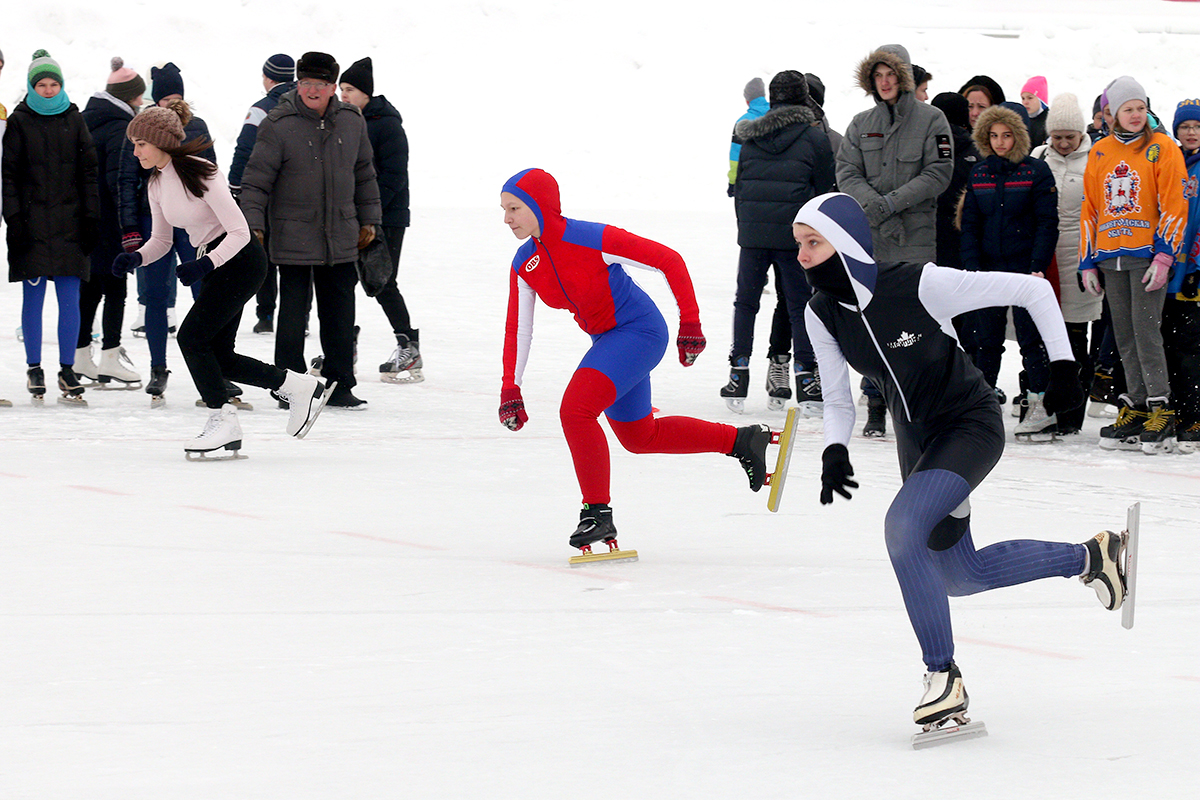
0, 472, 29, 478
702, 595, 834, 618
331, 530, 451, 551
958, 635, 1082, 661
179, 505, 267, 520
1174, 676, 1200, 683
66, 484, 135, 497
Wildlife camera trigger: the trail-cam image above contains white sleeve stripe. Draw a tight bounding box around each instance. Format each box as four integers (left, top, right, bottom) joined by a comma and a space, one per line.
805, 305, 856, 448
513, 278, 536, 387
245, 107, 267, 128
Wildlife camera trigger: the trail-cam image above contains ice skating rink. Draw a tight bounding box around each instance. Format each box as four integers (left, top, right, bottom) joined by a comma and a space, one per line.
4, 0, 1200, 794
1, 206, 1196, 798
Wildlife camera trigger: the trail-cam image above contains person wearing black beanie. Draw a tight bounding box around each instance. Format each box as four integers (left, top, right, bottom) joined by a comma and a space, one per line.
151, 62, 184, 105
930, 92, 980, 273
337, 58, 423, 383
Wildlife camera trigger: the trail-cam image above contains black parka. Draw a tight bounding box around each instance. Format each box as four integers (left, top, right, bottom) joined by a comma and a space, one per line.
362, 94, 410, 228
3, 100, 100, 282
734, 104, 835, 250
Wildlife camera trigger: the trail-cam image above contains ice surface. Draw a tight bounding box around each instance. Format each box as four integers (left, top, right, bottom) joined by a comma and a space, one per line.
1, 2, 1198, 797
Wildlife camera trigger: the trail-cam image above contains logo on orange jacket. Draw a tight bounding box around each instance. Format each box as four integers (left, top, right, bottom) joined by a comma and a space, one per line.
1104, 161, 1142, 217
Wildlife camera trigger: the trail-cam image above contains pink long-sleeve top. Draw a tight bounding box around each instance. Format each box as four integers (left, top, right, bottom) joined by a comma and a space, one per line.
137, 157, 250, 268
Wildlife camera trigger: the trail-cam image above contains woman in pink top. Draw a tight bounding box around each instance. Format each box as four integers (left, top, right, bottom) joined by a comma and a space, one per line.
111, 101, 333, 458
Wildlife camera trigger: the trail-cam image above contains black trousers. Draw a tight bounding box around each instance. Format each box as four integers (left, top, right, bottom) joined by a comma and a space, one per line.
275, 262, 358, 390
78, 238, 129, 350
177, 237, 286, 409
255, 224, 277, 321
374, 226, 415, 340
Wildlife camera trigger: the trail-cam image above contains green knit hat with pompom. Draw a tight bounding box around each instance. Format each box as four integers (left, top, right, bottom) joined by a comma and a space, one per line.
28, 49, 64, 87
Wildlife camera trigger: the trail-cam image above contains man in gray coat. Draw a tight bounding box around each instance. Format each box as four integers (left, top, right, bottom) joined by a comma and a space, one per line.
240, 51, 382, 409
836, 44, 952, 264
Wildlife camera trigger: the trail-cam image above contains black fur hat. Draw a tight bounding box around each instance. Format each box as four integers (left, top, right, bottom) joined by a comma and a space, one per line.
297, 51, 339, 84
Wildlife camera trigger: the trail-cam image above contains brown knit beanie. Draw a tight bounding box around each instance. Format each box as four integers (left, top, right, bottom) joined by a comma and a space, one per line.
126, 104, 186, 149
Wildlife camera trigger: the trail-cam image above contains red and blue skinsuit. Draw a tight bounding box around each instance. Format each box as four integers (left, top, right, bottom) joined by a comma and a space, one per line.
500, 169, 737, 504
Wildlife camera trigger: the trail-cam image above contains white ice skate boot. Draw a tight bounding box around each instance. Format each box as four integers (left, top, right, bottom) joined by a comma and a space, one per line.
185, 404, 245, 461
74, 345, 101, 384
277, 369, 335, 438
1014, 391, 1058, 442
1081, 530, 1126, 611
131, 304, 146, 337
914, 662, 969, 727
97, 346, 142, 389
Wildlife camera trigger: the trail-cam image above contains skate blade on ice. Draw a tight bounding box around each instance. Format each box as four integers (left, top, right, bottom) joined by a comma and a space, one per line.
1141, 438, 1176, 455
799, 401, 823, 418
196, 397, 254, 411
295, 381, 337, 439
1099, 436, 1141, 451
767, 407, 799, 512
724, 397, 745, 414
767, 397, 786, 412
185, 441, 248, 462
911, 715, 988, 749
381, 368, 424, 384
1122, 502, 1140, 630
1015, 432, 1058, 443
569, 548, 638, 567
56, 395, 88, 408
96, 379, 143, 390
151, 395, 166, 409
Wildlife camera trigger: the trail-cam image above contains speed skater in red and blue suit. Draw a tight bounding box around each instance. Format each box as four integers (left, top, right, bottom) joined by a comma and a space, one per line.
497, 168, 770, 552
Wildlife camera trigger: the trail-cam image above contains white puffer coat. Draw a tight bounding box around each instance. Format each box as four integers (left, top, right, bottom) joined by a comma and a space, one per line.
1032, 137, 1102, 323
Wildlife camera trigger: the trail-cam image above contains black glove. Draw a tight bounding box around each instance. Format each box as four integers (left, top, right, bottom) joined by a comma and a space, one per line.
111, 251, 142, 277
820, 443, 858, 505
176, 255, 214, 287
1182, 270, 1200, 300
1043, 360, 1084, 416
727, 183, 736, 198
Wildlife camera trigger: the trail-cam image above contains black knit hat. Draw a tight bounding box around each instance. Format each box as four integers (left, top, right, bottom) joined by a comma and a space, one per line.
297, 51, 339, 84
263, 53, 294, 83
958, 74, 1006, 105
931, 91, 970, 129
340, 57, 373, 96
151, 62, 184, 103
769, 70, 809, 109
804, 73, 826, 107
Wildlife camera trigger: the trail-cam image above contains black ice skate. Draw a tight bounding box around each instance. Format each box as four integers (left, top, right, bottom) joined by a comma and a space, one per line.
797, 368, 822, 418
1176, 420, 1200, 454
911, 663, 987, 749
57, 367, 88, 407
147, 366, 170, 409
380, 332, 424, 384
765, 354, 792, 411
728, 424, 771, 492
1099, 397, 1147, 451
568, 504, 638, 567
1088, 366, 1119, 418
1139, 399, 1176, 455
863, 395, 887, 438
27, 366, 46, 406
720, 356, 749, 413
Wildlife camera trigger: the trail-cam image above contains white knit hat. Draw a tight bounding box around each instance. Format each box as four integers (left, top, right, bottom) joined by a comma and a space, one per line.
1045, 92, 1086, 134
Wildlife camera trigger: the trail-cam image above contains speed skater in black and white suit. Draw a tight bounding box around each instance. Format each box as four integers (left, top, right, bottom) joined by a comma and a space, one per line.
793, 192, 1128, 729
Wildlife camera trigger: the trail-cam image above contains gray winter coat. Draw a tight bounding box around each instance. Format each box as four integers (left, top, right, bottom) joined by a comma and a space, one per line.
239, 90, 381, 266
836, 46, 953, 263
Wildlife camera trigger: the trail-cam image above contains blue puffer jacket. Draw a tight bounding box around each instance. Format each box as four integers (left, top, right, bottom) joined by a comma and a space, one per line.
1170, 148, 1200, 295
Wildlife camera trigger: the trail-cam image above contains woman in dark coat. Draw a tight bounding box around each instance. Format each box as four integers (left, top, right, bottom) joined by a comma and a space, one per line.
2, 50, 100, 404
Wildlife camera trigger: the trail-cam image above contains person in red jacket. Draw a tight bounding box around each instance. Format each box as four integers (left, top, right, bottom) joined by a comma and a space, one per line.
497, 168, 768, 551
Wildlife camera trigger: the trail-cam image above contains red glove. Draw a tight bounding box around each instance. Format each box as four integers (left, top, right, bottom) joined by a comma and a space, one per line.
121, 228, 143, 253
677, 320, 706, 366
499, 386, 528, 431
1143, 252, 1174, 292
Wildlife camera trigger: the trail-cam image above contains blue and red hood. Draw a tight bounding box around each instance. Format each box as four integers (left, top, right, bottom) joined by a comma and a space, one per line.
793, 192, 879, 308
502, 168, 565, 239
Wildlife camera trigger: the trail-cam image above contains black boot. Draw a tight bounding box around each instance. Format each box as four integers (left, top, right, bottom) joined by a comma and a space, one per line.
569, 503, 618, 549
863, 395, 887, 437
728, 424, 771, 492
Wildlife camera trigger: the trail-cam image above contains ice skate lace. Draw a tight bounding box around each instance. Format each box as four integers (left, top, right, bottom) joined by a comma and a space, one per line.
766, 359, 790, 391
1143, 407, 1174, 433
386, 344, 418, 371
195, 410, 224, 439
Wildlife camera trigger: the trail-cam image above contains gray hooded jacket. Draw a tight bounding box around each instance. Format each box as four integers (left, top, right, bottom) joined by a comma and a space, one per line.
239, 90, 382, 266
835, 44, 953, 262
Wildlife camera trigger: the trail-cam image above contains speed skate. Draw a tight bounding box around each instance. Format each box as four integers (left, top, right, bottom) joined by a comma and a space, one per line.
767, 406, 800, 512
912, 714, 988, 749
568, 539, 639, 567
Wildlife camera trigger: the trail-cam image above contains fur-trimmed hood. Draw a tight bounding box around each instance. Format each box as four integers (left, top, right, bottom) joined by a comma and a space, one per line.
735, 104, 817, 142
855, 45, 915, 100
972, 105, 1031, 163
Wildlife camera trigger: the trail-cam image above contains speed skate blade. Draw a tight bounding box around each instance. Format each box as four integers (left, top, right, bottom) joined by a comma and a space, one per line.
767, 406, 800, 513
911, 719, 987, 749
1122, 502, 1140, 630
568, 548, 638, 568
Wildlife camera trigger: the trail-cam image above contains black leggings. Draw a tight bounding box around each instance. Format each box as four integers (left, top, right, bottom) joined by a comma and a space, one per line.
177, 237, 287, 409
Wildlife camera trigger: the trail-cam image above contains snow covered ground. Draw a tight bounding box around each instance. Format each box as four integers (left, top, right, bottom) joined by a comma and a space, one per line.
2, 1, 1199, 797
